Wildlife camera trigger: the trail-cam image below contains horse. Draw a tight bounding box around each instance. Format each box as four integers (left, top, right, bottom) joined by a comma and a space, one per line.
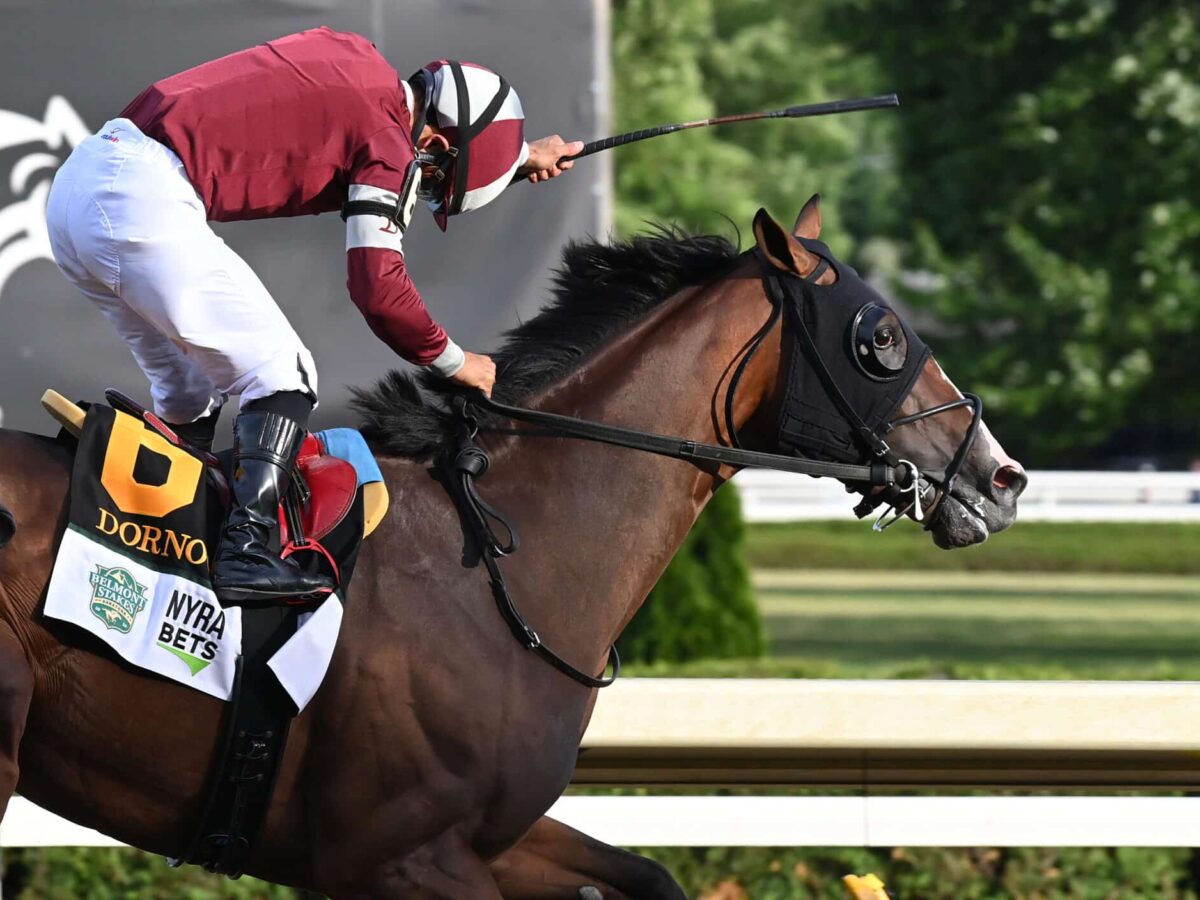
0, 196, 1024, 898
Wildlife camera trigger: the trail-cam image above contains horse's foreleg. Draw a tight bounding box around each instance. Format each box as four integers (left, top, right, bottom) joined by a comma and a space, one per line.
322, 830, 505, 900
0, 624, 34, 820
491, 816, 686, 900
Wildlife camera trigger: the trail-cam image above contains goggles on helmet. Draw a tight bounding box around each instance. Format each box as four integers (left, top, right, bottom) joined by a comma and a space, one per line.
408, 60, 525, 230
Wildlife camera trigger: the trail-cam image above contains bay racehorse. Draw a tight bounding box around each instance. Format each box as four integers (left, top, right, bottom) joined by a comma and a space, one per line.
0, 197, 1024, 897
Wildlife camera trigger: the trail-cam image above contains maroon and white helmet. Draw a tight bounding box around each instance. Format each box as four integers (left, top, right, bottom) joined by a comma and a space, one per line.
412, 59, 527, 231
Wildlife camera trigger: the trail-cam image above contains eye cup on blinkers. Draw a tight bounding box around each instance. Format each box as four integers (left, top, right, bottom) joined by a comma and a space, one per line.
849, 302, 908, 381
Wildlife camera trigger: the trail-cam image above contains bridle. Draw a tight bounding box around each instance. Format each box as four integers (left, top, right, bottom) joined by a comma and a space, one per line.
462, 249, 984, 529
730, 251, 984, 531
448, 248, 984, 689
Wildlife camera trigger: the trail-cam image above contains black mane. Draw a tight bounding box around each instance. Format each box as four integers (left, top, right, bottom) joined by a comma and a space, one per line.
352, 228, 742, 460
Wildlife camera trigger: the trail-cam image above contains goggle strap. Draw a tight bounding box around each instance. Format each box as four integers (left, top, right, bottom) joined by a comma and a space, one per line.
446, 61, 513, 217
448, 61, 471, 216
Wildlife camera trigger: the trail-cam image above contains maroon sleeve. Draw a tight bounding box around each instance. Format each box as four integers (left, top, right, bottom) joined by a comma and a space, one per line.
344, 123, 456, 366
346, 248, 449, 365
349, 125, 414, 193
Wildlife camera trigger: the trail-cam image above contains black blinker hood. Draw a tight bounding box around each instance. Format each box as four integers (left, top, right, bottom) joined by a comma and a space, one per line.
774, 238, 931, 463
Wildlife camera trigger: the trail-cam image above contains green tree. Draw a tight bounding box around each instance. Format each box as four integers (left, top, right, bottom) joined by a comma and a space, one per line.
619, 486, 763, 664
611, 0, 901, 664
612, 0, 897, 249
830, 0, 1200, 466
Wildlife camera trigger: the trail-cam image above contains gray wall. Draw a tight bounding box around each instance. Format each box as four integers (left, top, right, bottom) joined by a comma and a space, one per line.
0, 0, 608, 434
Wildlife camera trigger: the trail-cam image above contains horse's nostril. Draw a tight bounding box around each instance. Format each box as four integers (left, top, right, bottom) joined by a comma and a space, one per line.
993, 465, 1027, 497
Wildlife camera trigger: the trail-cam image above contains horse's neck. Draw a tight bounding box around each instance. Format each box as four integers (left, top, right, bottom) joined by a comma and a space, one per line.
490, 266, 771, 664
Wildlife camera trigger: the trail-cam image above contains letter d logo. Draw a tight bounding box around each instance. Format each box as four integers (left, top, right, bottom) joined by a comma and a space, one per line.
100, 411, 202, 518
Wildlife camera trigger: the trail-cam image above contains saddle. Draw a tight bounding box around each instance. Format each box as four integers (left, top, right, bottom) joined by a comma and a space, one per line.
42, 388, 390, 548
41, 387, 389, 876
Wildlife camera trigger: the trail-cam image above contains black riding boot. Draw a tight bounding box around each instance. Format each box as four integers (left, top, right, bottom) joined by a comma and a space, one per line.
168, 407, 221, 453
212, 411, 333, 607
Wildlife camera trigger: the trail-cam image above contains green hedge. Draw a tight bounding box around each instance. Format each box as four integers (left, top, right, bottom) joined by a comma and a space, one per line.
0, 847, 296, 899
619, 486, 763, 664
636, 845, 1200, 899
12, 844, 1198, 899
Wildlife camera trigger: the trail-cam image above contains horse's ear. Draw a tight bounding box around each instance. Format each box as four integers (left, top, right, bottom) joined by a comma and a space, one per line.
793, 193, 822, 239
753, 208, 820, 277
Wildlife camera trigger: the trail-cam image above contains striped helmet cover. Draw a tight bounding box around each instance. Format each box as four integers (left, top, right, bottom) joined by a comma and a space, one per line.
421, 59, 528, 230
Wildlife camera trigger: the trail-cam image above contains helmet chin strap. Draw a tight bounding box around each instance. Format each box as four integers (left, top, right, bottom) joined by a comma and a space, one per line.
408, 67, 454, 211
415, 147, 456, 204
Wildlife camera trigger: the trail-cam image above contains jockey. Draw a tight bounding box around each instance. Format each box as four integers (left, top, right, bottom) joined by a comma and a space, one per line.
45, 27, 581, 607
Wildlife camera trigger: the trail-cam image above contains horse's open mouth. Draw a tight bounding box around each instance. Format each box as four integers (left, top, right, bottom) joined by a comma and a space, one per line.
929, 491, 991, 549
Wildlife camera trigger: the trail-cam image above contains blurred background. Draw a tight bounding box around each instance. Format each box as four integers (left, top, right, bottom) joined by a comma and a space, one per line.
3, 0, 1200, 897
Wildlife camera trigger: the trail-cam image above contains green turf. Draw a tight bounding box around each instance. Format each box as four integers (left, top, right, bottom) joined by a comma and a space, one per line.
745, 520, 1200, 574
751, 568, 1200, 679
624, 568, 1200, 681
625, 561, 1200, 899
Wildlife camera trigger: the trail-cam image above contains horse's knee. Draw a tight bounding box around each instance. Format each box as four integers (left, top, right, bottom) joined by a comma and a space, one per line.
492, 817, 686, 900
320, 833, 505, 900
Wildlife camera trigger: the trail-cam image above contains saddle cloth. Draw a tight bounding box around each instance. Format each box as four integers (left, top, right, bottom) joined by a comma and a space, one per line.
44, 403, 381, 710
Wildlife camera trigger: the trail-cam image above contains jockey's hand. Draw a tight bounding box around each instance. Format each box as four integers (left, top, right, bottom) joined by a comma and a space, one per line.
521, 135, 584, 183
450, 351, 497, 397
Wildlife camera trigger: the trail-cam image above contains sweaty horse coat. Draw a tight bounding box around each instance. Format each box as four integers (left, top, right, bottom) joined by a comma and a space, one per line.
0, 204, 1021, 897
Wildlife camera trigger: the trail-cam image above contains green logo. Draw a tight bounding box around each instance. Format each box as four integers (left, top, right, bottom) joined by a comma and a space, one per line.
157, 643, 211, 677
88, 565, 149, 634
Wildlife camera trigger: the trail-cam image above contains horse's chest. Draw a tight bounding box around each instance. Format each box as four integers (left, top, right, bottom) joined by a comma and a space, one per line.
473, 709, 587, 856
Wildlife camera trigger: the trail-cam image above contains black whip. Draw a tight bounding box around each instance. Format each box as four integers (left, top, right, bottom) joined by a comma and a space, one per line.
516, 93, 899, 180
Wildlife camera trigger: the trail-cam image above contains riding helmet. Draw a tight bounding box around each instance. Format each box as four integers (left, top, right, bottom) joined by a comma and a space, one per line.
409, 59, 528, 230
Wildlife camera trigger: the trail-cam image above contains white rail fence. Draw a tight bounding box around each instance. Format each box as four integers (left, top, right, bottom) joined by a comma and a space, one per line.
10, 795, 1200, 849
734, 469, 1200, 523
9, 679, 1200, 849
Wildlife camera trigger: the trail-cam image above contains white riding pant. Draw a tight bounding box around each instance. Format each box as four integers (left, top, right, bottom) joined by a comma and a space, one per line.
46, 118, 318, 424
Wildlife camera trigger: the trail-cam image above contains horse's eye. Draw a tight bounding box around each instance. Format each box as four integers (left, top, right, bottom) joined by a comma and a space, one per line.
851, 304, 908, 380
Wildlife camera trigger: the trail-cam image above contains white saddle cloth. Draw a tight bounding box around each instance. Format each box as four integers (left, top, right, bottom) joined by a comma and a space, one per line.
45, 526, 340, 712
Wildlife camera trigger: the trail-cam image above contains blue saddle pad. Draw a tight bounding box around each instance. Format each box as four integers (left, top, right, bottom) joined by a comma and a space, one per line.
315, 428, 384, 488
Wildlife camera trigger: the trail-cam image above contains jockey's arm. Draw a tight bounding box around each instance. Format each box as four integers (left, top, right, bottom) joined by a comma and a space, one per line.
345, 120, 498, 395
518, 135, 585, 183
346, 247, 496, 396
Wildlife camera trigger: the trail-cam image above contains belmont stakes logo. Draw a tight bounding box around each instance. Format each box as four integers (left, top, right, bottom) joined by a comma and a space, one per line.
0, 96, 89, 297
88, 564, 149, 634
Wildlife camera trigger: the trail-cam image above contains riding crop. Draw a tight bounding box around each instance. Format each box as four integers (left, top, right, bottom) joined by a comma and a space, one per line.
516, 93, 900, 180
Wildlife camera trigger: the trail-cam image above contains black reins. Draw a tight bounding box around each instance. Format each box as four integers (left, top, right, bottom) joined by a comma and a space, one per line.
468, 393, 903, 485
446, 428, 621, 688
447, 252, 983, 688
